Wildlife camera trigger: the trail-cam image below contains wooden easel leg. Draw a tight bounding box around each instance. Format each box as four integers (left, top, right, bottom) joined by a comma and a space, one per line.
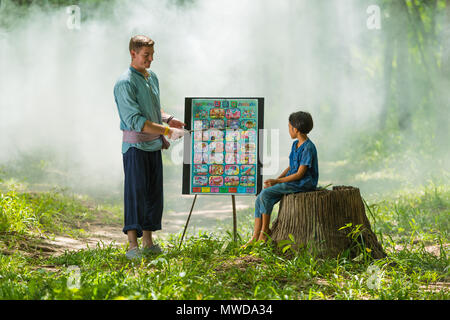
232, 195, 237, 242
178, 194, 198, 250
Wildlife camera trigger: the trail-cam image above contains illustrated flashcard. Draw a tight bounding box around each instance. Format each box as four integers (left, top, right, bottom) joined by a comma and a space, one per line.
225, 130, 240, 141
202, 130, 210, 141
209, 141, 224, 153
241, 142, 256, 153
241, 130, 257, 142
227, 119, 241, 130
193, 175, 208, 186
240, 176, 255, 187
241, 119, 256, 130
224, 165, 239, 176
194, 109, 208, 118
194, 120, 209, 130
210, 119, 225, 129
209, 164, 224, 175
194, 142, 208, 153
193, 164, 208, 175
184, 98, 263, 195
208, 152, 224, 164
242, 108, 256, 118
209, 176, 224, 186
225, 108, 241, 119
193, 153, 208, 164
210, 108, 225, 119
239, 153, 256, 164
193, 131, 203, 141
209, 129, 224, 141
224, 176, 239, 186
225, 153, 238, 164
240, 165, 255, 176
225, 142, 240, 153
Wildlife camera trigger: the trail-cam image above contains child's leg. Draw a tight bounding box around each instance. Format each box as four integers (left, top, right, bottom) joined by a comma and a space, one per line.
250, 217, 262, 242
245, 187, 281, 245
254, 183, 301, 242
242, 195, 264, 247
259, 214, 271, 241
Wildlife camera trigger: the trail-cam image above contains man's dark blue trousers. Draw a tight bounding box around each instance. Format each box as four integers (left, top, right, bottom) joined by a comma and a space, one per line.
122, 147, 163, 237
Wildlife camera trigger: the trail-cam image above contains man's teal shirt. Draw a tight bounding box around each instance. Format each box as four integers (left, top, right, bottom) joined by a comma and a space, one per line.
114, 66, 163, 154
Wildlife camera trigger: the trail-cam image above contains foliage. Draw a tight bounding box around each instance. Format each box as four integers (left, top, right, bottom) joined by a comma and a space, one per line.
0, 233, 447, 300
368, 182, 449, 247
0, 183, 96, 236
0, 182, 448, 300
0, 188, 40, 234
0, 0, 448, 301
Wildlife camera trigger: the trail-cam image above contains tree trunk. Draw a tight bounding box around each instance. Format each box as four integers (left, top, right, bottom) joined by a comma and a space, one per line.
269, 186, 386, 259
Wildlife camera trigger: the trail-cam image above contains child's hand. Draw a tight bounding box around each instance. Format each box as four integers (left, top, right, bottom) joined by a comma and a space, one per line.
264, 179, 278, 188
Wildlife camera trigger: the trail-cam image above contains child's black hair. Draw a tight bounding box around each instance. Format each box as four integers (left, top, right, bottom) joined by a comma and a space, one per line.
289, 111, 313, 134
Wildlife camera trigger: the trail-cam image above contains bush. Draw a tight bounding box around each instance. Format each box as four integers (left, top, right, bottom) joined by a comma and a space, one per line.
0, 189, 42, 234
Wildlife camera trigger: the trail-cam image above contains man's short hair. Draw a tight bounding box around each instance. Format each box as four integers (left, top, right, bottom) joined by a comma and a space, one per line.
129, 35, 154, 53
289, 111, 314, 134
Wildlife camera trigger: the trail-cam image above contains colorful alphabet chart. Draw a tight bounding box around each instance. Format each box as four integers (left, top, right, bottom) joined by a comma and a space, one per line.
182, 98, 264, 195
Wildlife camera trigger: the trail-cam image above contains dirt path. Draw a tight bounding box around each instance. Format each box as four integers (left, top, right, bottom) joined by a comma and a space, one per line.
47, 222, 127, 254
5, 193, 445, 261
1, 196, 253, 258
0, 222, 127, 259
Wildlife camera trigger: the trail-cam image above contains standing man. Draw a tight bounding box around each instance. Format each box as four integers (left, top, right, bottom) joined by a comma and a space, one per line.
114, 35, 185, 259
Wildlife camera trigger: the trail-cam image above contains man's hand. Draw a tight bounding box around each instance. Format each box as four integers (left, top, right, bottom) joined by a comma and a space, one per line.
168, 118, 186, 129
264, 179, 279, 188
168, 127, 185, 140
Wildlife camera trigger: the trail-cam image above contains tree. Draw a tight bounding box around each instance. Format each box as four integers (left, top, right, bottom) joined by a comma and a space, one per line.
269, 186, 386, 259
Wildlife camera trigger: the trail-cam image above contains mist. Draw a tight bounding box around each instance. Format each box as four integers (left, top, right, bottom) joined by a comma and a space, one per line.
1, 0, 449, 218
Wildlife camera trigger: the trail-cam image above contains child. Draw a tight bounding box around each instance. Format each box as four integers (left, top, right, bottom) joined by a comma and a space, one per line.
243, 111, 319, 247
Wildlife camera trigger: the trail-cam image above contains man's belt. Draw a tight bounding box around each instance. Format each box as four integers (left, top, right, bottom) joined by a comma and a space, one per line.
122, 130, 170, 149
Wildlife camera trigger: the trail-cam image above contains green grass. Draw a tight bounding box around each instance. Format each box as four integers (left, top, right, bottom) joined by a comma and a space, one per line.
368, 182, 449, 248
0, 183, 98, 238
0, 181, 448, 300
0, 232, 447, 300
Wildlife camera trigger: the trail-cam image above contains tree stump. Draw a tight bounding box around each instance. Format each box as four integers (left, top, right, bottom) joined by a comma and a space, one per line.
269, 186, 386, 259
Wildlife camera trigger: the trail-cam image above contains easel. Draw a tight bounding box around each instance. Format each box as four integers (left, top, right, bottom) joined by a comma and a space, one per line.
178, 194, 238, 249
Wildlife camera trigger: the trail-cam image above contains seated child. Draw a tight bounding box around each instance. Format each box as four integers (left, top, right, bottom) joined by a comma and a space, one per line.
244, 111, 319, 247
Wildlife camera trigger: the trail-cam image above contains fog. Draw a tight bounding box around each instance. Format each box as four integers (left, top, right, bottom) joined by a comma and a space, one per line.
1, 0, 448, 224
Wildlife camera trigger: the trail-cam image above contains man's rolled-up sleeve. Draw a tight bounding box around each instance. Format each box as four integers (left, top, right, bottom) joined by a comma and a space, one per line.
114, 80, 147, 132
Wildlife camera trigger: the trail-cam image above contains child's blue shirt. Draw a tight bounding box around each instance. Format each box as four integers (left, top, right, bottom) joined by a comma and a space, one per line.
285, 138, 319, 191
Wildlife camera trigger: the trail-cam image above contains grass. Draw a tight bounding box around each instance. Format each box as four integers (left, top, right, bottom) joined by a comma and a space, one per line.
0, 182, 450, 300
0, 179, 448, 300
0, 183, 98, 238
0, 233, 447, 300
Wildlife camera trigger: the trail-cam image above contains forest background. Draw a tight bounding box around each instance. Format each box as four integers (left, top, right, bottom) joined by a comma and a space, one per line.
0, 0, 448, 300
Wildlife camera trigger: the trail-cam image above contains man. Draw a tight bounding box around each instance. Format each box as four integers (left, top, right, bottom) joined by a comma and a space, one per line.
114, 35, 185, 259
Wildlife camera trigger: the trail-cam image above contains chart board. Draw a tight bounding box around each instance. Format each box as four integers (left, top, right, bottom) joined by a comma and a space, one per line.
182, 97, 264, 196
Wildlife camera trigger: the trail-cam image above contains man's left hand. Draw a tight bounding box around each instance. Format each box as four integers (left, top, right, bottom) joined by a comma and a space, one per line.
168, 118, 186, 129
